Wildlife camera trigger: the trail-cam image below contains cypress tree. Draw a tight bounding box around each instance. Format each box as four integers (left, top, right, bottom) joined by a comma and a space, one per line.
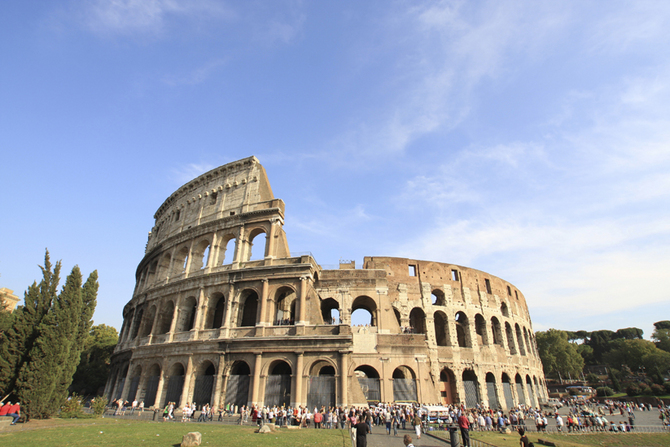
16, 266, 82, 419
0, 251, 60, 397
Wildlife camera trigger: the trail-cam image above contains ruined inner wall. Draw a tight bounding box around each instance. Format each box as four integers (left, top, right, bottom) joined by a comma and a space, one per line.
107, 157, 547, 412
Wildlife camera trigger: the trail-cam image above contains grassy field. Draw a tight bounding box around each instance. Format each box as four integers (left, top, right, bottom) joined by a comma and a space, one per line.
0, 419, 349, 447
432, 428, 670, 447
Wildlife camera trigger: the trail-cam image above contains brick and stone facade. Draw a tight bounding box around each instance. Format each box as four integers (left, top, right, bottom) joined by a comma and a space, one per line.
106, 156, 547, 410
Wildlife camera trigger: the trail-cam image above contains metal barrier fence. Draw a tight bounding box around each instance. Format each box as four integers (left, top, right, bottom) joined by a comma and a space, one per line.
541, 424, 670, 434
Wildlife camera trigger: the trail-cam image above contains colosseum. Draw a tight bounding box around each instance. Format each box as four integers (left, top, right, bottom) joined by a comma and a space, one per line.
106, 156, 548, 411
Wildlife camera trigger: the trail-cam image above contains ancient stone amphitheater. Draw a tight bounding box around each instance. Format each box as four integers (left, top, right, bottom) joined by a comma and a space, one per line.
106, 156, 547, 410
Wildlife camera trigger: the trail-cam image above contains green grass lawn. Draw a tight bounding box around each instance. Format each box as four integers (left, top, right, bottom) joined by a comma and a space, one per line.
431, 429, 670, 447
0, 419, 349, 447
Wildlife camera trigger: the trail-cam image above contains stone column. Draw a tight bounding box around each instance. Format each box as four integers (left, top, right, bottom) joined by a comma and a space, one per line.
339, 351, 348, 406
415, 357, 423, 403
233, 226, 246, 267
120, 362, 134, 401
257, 279, 269, 326
167, 296, 181, 342
293, 352, 304, 407
494, 375, 505, 411
183, 239, 195, 277
222, 282, 236, 336
251, 353, 262, 405
179, 357, 194, 408
154, 367, 167, 409
212, 354, 226, 409
297, 277, 307, 325
206, 232, 218, 271
193, 288, 206, 332
265, 219, 277, 258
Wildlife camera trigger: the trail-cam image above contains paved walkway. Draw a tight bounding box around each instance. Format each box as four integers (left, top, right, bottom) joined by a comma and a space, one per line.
359, 427, 448, 447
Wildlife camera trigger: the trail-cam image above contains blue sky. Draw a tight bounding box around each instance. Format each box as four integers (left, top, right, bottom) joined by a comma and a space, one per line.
1, 1, 669, 339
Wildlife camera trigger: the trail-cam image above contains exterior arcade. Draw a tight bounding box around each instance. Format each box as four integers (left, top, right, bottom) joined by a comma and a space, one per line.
106, 156, 547, 411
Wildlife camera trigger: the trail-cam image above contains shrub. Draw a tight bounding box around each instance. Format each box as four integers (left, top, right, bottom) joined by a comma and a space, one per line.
626, 383, 641, 396
596, 386, 614, 397
664, 382, 670, 394
60, 394, 84, 418
651, 383, 665, 396
91, 395, 108, 417
640, 383, 653, 395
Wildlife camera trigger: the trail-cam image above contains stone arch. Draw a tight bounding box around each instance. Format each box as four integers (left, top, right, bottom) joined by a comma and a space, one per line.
434, 311, 450, 346
515, 324, 526, 355
226, 360, 251, 408
158, 253, 171, 281
115, 363, 130, 399
165, 362, 186, 406
264, 360, 292, 407
462, 369, 480, 408
515, 374, 526, 406
431, 289, 446, 306
274, 286, 297, 325
306, 359, 337, 409
143, 363, 161, 407
173, 246, 190, 276
491, 317, 503, 345
455, 311, 471, 347
351, 295, 377, 326
439, 368, 457, 405
204, 292, 226, 329
505, 322, 517, 354
475, 313, 488, 345
140, 305, 157, 337
501, 302, 510, 317
146, 260, 158, 287
354, 364, 381, 403
526, 375, 536, 407
192, 360, 216, 407
320, 297, 340, 324
127, 364, 142, 402
523, 327, 532, 356
220, 235, 237, 265
238, 289, 259, 327
177, 296, 197, 332
157, 300, 175, 334
247, 227, 267, 261
485, 372, 499, 409
191, 238, 211, 271
393, 366, 417, 402
409, 307, 427, 334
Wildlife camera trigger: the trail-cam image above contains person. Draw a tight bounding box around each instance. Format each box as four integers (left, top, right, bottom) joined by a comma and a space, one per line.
0, 402, 10, 417
403, 434, 414, 447
355, 412, 370, 447
518, 427, 530, 447
458, 411, 471, 447
412, 412, 422, 439
8, 402, 20, 425
391, 412, 399, 436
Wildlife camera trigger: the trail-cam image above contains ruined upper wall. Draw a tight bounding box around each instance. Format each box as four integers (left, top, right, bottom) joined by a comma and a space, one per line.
146, 156, 283, 252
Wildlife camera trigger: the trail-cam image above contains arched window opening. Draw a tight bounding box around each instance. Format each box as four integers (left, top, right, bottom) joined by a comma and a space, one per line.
523, 328, 532, 357
491, 317, 502, 345
307, 360, 336, 409
526, 375, 536, 407
275, 287, 297, 325
193, 361, 216, 406
516, 324, 526, 355
475, 314, 488, 345
131, 308, 144, 340
439, 368, 457, 405
201, 245, 210, 269
393, 366, 417, 402
462, 370, 480, 408
485, 372, 499, 410
165, 363, 185, 407
434, 311, 450, 346
239, 290, 258, 327
177, 296, 197, 332
221, 237, 237, 265
173, 247, 189, 276
127, 365, 142, 402
431, 289, 445, 306
409, 307, 427, 334
455, 311, 470, 347
320, 297, 340, 324
505, 322, 517, 354
264, 361, 292, 408
248, 229, 267, 262
146, 261, 158, 286
355, 365, 381, 403
143, 364, 161, 407
115, 364, 129, 400
140, 305, 156, 337
226, 361, 251, 408
158, 301, 175, 334
501, 373, 514, 410
351, 295, 377, 327
205, 293, 225, 329
501, 303, 509, 317
515, 374, 526, 407
158, 254, 171, 281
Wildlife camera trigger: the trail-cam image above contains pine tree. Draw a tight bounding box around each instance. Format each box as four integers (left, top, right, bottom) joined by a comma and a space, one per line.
16, 266, 83, 419
0, 251, 60, 397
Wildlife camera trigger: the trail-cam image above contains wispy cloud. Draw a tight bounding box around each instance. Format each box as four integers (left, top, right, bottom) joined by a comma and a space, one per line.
76, 0, 232, 37
170, 162, 218, 185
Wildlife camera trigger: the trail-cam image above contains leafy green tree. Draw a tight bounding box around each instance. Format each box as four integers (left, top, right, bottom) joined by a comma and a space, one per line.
654, 321, 670, 330
536, 329, 585, 379
577, 344, 594, 364
614, 327, 644, 340
586, 330, 614, 363
608, 367, 621, 392
70, 324, 118, 396
603, 339, 670, 375
652, 321, 670, 353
